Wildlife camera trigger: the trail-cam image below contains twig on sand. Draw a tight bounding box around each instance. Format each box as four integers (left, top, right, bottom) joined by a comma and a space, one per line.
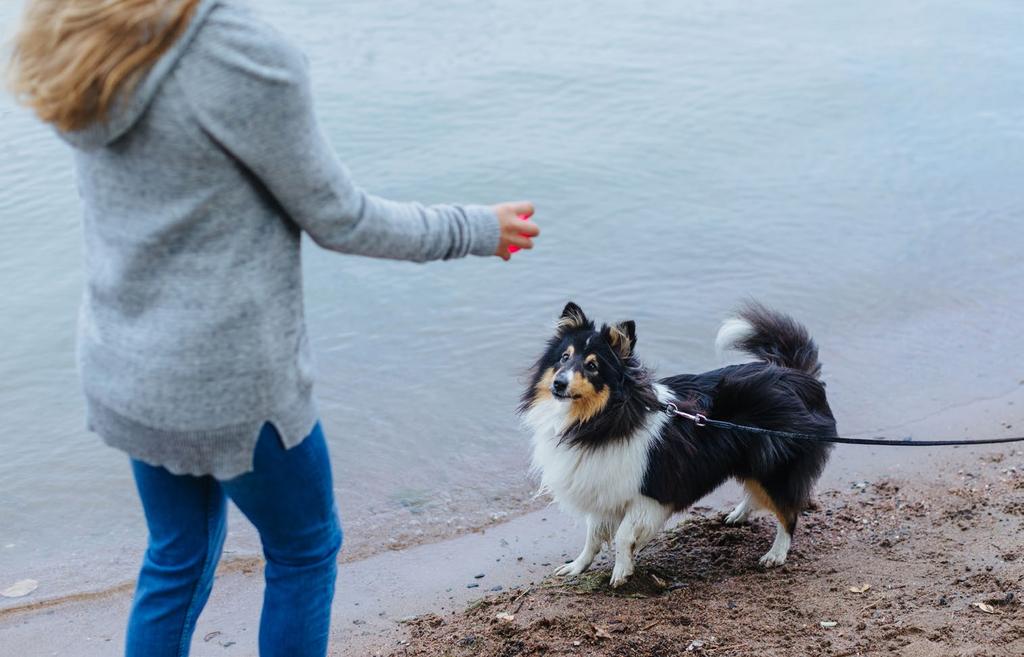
509, 587, 534, 614
640, 619, 663, 631
860, 601, 881, 613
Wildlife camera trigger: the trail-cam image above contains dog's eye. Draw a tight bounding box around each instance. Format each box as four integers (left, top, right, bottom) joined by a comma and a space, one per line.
560, 352, 571, 363
585, 361, 599, 372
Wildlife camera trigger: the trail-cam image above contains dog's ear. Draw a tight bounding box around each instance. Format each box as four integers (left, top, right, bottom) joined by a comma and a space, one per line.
604, 320, 637, 359
557, 302, 589, 333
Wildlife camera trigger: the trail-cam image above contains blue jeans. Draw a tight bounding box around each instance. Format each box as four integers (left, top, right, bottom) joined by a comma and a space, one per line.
125, 422, 342, 657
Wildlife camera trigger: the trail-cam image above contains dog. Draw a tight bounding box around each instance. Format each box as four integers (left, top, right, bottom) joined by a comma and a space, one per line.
520, 302, 835, 587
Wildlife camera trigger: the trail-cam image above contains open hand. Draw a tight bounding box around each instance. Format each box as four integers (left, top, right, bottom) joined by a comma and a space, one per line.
493, 201, 539, 260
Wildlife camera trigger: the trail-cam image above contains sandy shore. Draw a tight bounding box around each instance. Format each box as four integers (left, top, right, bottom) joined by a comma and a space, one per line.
394, 452, 1024, 657
1, 386, 1021, 656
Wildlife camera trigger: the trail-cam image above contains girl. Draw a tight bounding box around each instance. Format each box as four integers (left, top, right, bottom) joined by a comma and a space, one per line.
8, 1, 539, 656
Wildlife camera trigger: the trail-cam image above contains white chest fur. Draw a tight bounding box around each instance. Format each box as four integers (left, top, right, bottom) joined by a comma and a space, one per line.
525, 384, 673, 517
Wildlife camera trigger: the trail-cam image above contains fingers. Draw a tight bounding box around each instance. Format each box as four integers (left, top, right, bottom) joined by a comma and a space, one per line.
508, 234, 534, 250
492, 200, 538, 260
506, 200, 534, 218
516, 220, 540, 237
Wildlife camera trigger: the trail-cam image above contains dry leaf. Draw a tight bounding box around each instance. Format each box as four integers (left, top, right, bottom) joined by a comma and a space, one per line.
495, 612, 515, 623
1, 579, 38, 598
973, 602, 998, 615
593, 624, 614, 640
651, 574, 668, 589
849, 584, 871, 594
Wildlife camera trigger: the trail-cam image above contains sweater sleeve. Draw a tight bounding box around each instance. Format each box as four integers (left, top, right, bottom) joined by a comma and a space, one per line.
174, 4, 500, 261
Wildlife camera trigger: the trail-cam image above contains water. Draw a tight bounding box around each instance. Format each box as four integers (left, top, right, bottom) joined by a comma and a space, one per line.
2, 0, 1023, 598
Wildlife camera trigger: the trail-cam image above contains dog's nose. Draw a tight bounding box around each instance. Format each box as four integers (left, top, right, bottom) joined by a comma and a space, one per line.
552, 376, 569, 395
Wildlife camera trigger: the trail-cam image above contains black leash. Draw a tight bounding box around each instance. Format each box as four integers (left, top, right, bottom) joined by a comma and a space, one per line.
663, 403, 1024, 447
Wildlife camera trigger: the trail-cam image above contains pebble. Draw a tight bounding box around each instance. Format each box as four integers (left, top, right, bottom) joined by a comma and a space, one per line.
466, 583, 479, 589
473, 573, 485, 579
490, 586, 503, 592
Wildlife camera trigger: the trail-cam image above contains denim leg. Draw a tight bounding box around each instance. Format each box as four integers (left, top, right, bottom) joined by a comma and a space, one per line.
126, 460, 228, 657
222, 422, 342, 657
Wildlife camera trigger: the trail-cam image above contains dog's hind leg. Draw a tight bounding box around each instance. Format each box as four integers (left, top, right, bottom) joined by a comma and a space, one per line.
760, 514, 796, 567
744, 480, 800, 568
610, 497, 672, 588
555, 515, 614, 577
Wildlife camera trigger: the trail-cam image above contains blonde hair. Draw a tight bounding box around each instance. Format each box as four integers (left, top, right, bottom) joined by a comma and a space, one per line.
7, 0, 200, 132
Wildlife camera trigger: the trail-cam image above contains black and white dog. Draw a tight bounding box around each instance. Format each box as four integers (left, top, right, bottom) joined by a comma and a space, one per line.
520, 302, 834, 587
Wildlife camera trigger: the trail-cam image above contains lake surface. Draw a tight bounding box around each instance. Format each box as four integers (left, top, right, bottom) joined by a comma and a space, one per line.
2, 0, 1022, 598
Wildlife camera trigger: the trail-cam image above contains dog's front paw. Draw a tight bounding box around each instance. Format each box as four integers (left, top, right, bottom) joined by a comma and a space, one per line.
758, 550, 787, 568
554, 559, 590, 577
723, 508, 749, 525
609, 563, 633, 588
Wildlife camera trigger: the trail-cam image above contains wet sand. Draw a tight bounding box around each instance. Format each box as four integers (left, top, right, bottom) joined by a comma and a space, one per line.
1, 386, 1021, 656
397, 454, 1024, 657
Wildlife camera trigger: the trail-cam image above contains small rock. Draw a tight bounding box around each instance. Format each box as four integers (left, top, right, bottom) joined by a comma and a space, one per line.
686, 639, 705, 651
473, 574, 485, 579
490, 586, 503, 592
0, 579, 38, 598
466, 583, 479, 589
820, 621, 838, 629
986, 592, 1015, 606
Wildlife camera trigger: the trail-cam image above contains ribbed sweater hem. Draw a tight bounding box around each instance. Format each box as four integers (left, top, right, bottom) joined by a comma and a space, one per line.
86, 396, 319, 479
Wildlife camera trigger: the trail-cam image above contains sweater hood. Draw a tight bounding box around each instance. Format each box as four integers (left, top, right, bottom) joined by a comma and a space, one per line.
59, 0, 219, 151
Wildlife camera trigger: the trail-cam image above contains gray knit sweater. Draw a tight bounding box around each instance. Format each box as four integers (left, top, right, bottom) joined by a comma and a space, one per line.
59, 0, 500, 478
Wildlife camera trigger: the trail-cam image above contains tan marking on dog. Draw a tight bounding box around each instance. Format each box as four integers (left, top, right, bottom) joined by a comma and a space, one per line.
567, 372, 611, 424
584, 354, 598, 366
743, 480, 789, 527
531, 368, 556, 406
607, 325, 632, 358
565, 345, 575, 358
558, 307, 588, 331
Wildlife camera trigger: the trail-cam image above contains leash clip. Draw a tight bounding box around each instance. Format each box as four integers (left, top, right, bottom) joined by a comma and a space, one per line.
665, 403, 708, 427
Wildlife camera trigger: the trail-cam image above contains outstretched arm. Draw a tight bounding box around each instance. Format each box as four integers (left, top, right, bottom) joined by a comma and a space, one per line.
177, 10, 535, 261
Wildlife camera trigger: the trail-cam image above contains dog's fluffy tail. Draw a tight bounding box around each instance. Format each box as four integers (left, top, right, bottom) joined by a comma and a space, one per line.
715, 302, 822, 379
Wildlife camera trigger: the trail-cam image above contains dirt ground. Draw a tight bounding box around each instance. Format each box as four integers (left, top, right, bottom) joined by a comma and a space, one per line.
384, 451, 1024, 657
